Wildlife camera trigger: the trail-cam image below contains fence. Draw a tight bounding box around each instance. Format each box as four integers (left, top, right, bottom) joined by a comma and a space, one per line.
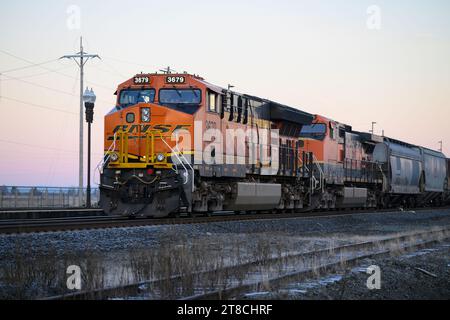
0, 186, 100, 210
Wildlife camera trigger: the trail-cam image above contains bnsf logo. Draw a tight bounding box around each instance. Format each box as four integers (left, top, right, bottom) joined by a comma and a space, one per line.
111, 124, 191, 135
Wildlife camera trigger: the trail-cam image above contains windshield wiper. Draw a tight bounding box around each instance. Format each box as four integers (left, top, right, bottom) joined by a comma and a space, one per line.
172, 86, 182, 97
190, 86, 199, 98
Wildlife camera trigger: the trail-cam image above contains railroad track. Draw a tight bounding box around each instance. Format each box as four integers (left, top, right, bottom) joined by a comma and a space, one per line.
0, 206, 449, 235
43, 226, 450, 300
0, 208, 104, 220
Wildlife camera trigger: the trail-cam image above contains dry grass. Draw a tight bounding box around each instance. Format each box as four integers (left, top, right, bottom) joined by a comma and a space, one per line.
1, 227, 447, 300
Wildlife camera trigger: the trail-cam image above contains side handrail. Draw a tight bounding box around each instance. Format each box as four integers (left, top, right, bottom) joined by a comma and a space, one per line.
311, 153, 324, 191
174, 143, 195, 192
159, 133, 195, 191
94, 132, 117, 185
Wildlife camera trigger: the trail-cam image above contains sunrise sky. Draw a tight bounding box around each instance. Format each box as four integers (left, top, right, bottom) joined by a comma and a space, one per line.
0, 0, 449, 186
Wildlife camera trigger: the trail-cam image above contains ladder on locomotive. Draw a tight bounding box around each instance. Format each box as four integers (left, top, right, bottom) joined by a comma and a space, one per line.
299, 151, 324, 194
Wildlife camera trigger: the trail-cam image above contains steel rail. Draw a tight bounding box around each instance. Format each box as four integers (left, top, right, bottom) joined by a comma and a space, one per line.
42, 226, 450, 300
1, 206, 449, 235
184, 227, 450, 300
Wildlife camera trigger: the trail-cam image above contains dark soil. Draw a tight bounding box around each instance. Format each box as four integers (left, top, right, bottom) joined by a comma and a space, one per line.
298, 244, 450, 300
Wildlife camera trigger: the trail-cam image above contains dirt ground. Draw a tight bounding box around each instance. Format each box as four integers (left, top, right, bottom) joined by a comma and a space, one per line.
296, 243, 450, 300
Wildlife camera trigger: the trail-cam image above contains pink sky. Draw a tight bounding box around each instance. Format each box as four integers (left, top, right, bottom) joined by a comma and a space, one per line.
0, 0, 449, 186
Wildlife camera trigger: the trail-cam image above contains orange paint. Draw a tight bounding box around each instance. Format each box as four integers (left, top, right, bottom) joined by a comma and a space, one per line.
300, 114, 344, 164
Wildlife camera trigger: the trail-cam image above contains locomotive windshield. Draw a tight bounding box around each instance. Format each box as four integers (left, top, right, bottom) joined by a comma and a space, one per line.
299, 123, 327, 140
119, 89, 155, 107
158, 88, 202, 114
159, 89, 202, 104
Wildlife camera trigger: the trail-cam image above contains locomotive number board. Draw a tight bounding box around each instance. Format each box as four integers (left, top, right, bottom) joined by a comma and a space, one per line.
134, 76, 150, 84
165, 76, 186, 84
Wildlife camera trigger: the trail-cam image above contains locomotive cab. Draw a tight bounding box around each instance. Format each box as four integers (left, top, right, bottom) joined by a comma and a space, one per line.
100, 73, 206, 217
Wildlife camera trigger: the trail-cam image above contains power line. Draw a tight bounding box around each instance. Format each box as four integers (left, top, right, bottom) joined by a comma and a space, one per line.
1, 49, 83, 83
102, 56, 155, 70
1, 95, 105, 121
0, 49, 59, 74
0, 138, 80, 153
0, 139, 104, 156
1, 72, 112, 104
2, 73, 80, 97
40, 61, 115, 91
1, 48, 114, 91
1, 96, 77, 115
98, 59, 128, 78
1, 65, 72, 81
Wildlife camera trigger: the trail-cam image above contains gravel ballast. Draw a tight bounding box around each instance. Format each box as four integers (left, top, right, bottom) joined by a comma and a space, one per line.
1, 208, 449, 299
1, 208, 450, 259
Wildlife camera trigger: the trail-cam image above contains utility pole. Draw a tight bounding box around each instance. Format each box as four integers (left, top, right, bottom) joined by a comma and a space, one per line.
61, 37, 100, 206
439, 141, 443, 153
370, 122, 377, 135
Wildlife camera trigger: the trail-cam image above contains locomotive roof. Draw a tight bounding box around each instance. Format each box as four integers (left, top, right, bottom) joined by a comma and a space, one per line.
197, 79, 314, 126
116, 72, 314, 127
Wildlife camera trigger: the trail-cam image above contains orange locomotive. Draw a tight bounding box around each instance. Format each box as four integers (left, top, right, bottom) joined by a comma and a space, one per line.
299, 115, 382, 209
100, 72, 317, 217
100, 72, 449, 217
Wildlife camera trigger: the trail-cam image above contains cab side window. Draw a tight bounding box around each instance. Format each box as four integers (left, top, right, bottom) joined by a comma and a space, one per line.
220, 93, 226, 119
208, 91, 217, 113
243, 99, 249, 124
236, 96, 243, 123
329, 122, 335, 140
228, 94, 235, 121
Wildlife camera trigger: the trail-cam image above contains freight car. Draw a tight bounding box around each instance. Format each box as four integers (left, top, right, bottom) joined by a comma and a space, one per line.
373, 140, 447, 207
446, 159, 450, 203
98, 72, 448, 217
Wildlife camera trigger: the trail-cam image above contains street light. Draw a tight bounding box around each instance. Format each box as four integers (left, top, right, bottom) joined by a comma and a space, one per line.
83, 87, 96, 208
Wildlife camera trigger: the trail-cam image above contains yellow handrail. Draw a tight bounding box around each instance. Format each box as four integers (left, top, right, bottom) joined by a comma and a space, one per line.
108, 129, 174, 169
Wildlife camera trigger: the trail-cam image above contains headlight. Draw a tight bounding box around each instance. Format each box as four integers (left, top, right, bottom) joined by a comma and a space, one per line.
156, 153, 165, 162
126, 112, 135, 123
141, 108, 150, 122
110, 152, 119, 162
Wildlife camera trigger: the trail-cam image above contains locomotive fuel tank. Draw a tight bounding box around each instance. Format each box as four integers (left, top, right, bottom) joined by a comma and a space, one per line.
336, 187, 368, 207
224, 183, 282, 211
